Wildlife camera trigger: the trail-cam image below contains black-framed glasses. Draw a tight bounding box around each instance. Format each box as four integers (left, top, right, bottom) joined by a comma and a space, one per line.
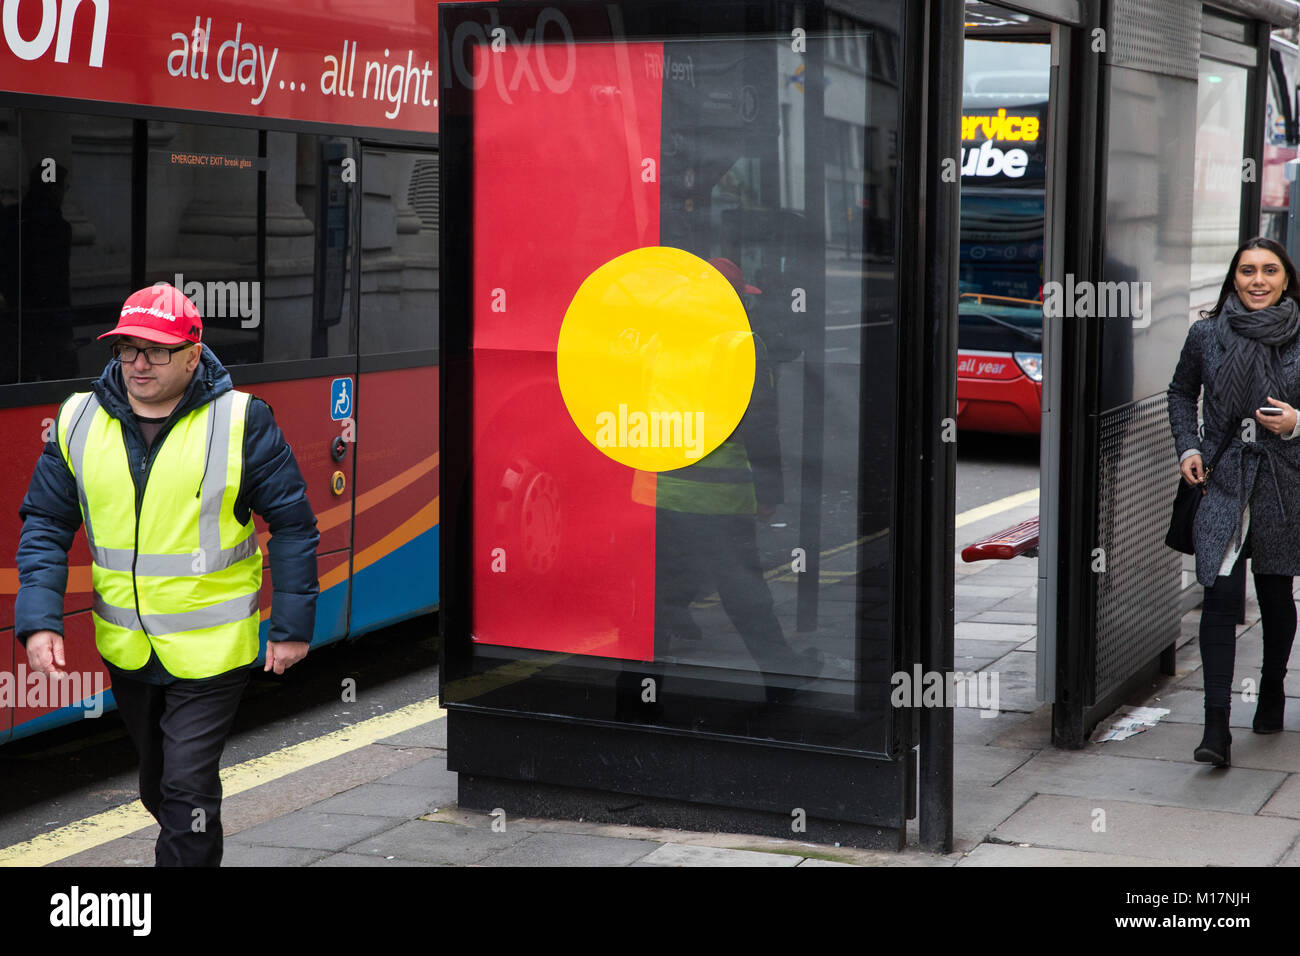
112, 342, 193, 366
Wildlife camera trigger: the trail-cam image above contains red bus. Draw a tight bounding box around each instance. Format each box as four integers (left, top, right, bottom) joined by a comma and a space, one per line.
957, 33, 1048, 435
0, 0, 440, 742
1262, 34, 1299, 244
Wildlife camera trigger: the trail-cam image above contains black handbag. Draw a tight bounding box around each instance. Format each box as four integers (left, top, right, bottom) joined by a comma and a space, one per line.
1165, 424, 1232, 555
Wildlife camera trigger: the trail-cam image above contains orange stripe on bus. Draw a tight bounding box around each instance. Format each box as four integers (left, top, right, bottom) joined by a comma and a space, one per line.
0, 455, 439, 595
315, 453, 438, 532
258, 499, 438, 620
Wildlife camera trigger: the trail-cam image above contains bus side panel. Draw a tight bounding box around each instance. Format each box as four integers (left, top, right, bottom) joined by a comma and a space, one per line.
2, 400, 102, 742
8, 610, 108, 743
0, 401, 96, 633
243, 375, 356, 647
0, 629, 11, 742
348, 364, 438, 637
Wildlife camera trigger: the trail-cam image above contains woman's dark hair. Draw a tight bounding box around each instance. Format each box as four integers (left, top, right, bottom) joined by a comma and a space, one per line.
1201, 236, 1300, 319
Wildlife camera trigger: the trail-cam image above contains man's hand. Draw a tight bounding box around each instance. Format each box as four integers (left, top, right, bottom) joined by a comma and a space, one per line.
26, 631, 67, 676
264, 640, 309, 675
1180, 453, 1205, 486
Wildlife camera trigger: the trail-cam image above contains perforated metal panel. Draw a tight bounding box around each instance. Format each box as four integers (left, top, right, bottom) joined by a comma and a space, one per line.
1094, 394, 1185, 699
1107, 0, 1201, 80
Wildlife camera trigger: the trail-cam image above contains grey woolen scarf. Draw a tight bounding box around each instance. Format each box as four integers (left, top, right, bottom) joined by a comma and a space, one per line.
1216, 291, 1300, 424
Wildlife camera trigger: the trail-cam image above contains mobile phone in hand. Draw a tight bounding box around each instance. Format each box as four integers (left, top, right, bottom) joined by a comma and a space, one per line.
1258, 407, 1285, 417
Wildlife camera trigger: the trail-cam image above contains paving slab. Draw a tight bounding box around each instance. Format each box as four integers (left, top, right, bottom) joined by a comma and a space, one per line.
990, 793, 1300, 866
345, 818, 530, 864
48, 839, 153, 867
995, 747, 1286, 813
220, 743, 433, 835
955, 622, 1037, 643
305, 781, 452, 818
982, 703, 1053, 750
1178, 668, 1300, 695
371, 755, 452, 789
309, 852, 435, 867
954, 706, 1034, 746
955, 843, 1196, 867
952, 782, 1034, 849
638, 843, 801, 866
221, 844, 330, 867
795, 858, 859, 866
968, 609, 1038, 625
955, 584, 1024, 600
1274, 838, 1300, 865
978, 650, 1039, 713
955, 638, 1021, 668
1154, 686, 1300, 733
1259, 774, 1300, 818
375, 719, 447, 751
987, 593, 1040, 613
955, 595, 1006, 619
227, 810, 399, 851
1088, 720, 1300, 772
478, 831, 661, 867
955, 743, 1035, 787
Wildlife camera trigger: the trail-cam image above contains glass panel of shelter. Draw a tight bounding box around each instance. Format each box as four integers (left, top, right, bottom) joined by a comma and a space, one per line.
456, 14, 900, 753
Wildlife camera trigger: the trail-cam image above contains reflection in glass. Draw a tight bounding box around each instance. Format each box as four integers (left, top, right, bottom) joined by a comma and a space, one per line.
1190, 60, 1249, 321
359, 148, 439, 355
459, 16, 899, 753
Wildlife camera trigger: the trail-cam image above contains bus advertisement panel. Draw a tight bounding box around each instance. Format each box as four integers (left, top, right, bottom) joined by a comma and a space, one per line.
958, 37, 1048, 435
0, 0, 438, 133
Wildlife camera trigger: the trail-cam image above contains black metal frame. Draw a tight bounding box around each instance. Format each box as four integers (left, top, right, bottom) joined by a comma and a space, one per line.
439, 0, 948, 850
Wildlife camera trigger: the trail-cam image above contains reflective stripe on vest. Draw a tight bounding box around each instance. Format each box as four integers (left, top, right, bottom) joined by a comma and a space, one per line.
58, 389, 262, 679
654, 436, 757, 515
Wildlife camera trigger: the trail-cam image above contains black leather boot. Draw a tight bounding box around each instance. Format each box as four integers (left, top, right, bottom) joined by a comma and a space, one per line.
1194, 706, 1232, 767
1253, 677, 1286, 734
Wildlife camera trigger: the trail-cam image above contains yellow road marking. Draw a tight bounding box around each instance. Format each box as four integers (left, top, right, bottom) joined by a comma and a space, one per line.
955, 488, 1039, 529
0, 696, 446, 867
699, 487, 1039, 605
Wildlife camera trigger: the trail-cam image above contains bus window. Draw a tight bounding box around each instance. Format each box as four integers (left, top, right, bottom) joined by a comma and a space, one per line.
262, 132, 356, 361
12, 111, 133, 383
0, 108, 16, 384
145, 121, 261, 366
358, 148, 438, 355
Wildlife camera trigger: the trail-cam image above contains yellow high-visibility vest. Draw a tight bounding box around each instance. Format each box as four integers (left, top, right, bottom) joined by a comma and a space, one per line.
56, 389, 262, 679
631, 435, 758, 515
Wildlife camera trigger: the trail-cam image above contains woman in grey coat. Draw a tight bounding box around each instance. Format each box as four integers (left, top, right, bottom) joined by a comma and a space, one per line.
1168, 236, 1300, 768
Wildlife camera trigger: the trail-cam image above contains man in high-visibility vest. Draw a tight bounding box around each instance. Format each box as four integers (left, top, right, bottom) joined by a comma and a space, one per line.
648, 259, 821, 703
16, 283, 320, 866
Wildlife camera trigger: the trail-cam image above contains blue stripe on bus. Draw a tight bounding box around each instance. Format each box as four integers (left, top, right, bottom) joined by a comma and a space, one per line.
349, 525, 439, 638
8, 690, 118, 743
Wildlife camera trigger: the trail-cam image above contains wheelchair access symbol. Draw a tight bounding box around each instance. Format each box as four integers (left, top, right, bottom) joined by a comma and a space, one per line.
330, 378, 353, 421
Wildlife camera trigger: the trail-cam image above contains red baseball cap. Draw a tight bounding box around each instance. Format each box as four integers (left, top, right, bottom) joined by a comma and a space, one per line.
708, 257, 761, 295
98, 283, 203, 346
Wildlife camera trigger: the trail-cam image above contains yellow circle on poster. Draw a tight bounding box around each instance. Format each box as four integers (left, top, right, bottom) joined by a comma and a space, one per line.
557, 247, 756, 472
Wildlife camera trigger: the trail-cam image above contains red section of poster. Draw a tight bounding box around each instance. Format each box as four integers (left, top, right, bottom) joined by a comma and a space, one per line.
0, 0, 463, 132
472, 40, 663, 660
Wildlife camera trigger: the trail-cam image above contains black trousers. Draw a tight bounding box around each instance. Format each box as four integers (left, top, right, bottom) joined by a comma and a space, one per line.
653, 509, 798, 676
1200, 540, 1297, 710
108, 663, 251, 867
